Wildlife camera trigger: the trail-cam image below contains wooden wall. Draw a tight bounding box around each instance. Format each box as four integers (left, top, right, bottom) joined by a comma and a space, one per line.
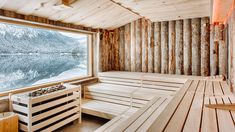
99, 17, 228, 77
227, 9, 235, 92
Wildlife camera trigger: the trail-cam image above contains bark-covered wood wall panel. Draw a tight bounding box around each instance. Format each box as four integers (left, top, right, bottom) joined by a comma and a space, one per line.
99, 17, 227, 77
226, 11, 234, 92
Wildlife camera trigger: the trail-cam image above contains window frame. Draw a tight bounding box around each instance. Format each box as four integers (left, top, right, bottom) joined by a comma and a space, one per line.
0, 19, 95, 97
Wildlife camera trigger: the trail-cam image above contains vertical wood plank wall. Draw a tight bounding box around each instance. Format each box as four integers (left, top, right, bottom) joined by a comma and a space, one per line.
227, 11, 235, 92
99, 17, 228, 77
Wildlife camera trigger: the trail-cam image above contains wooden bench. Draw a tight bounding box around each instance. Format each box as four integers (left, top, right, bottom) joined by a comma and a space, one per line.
95, 96, 172, 132
82, 72, 186, 119
81, 71, 229, 131
148, 80, 235, 132
94, 79, 234, 132
81, 99, 132, 119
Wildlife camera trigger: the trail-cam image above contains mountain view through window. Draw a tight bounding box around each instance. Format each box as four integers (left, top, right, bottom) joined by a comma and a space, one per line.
0, 23, 88, 92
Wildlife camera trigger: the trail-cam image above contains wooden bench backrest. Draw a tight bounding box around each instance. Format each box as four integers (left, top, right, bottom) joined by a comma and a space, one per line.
98, 72, 143, 88
98, 72, 187, 92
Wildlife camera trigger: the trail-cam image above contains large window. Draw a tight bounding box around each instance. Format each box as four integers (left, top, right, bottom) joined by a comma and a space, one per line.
0, 23, 90, 92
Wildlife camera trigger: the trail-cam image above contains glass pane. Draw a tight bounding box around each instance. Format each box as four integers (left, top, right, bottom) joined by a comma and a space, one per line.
0, 23, 88, 92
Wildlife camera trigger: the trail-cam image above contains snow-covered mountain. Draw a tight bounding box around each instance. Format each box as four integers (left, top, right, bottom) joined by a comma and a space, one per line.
0, 23, 87, 53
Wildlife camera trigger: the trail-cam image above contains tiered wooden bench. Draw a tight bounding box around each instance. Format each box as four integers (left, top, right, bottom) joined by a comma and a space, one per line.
148, 80, 235, 132
82, 99, 132, 119
82, 72, 186, 119
95, 96, 172, 132
80, 71, 230, 131
94, 79, 234, 132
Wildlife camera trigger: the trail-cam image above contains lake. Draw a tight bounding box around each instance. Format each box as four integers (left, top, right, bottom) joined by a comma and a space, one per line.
0, 54, 87, 92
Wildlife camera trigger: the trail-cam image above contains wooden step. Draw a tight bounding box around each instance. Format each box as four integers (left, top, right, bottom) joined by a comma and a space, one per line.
81, 99, 131, 119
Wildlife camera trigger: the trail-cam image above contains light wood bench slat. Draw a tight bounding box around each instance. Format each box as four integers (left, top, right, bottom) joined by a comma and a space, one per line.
183, 80, 205, 132
132, 88, 175, 100
204, 81, 214, 96
85, 92, 147, 104
82, 99, 130, 119
220, 81, 233, 95
100, 108, 139, 132
99, 80, 141, 87
142, 84, 179, 91
213, 81, 224, 96
143, 76, 187, 84
148, 80, 193, 131
216, 97, 235, 131
136, 98, 171, 132
164, 80, 199, 132
94, 107, 139, 132
142, 80, 183, 87
85, 88, 132, 98
82, 99, 129, 114
85, 95, 143, 108
99, 76, 141, 83
105, 97, 162, 132
124, 97, 167, 132
201, 96, 218, 132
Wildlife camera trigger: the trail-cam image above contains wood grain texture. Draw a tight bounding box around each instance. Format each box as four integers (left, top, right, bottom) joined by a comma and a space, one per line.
0, 113, 18, 132
168, 21, 176, 74
201, 17, 210, 76
142, 19, 148, 72
154, 22, 161, 73
175, 20, 183, 75
210, 25, 218, 76
0, 9, 96, 33
192, 18, 201, 76
113, 29, 120, 71
119, 27, 125, 71
183, 19, 192, 75
100, 17, 217, 77
136, 19, 142, 72
104, 31, 110, 71
227, 14, 235, 92
218, 24, 227, 76
161, 21, 169, 74
124, 24, 131, 71
111, 0, 209, 22
109, 31, 115, 70
2, 1, 141, 29
99, 31, 104, 72
131, 21, 136, 72
148, 21, 154, 73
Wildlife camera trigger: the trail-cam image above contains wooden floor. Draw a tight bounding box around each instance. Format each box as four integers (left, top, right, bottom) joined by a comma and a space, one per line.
56, 114, 109, 132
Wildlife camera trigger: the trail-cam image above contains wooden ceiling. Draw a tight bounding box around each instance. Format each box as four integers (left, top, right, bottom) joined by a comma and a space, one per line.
0, 0, 210, 29
113, 0, 210, 22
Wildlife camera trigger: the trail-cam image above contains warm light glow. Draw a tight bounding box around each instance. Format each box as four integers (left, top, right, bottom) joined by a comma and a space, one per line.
224, 1, 234, 24
212, 0, 234, 25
